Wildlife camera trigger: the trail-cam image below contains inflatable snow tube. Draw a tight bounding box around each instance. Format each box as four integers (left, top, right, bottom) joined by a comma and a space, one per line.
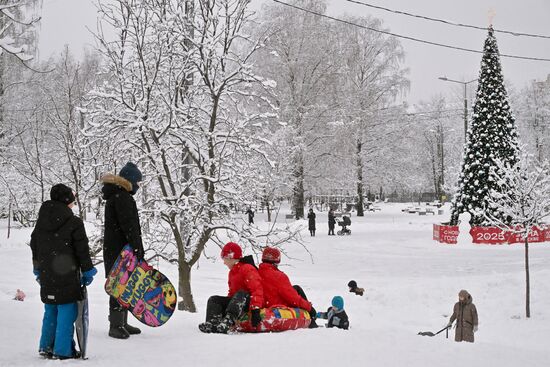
236, 307, 311, 332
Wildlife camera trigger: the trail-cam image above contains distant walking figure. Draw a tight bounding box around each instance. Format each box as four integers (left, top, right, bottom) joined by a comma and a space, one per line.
246, 207, 255, 224
328, 209, 336, 235
307, 208, 316, 236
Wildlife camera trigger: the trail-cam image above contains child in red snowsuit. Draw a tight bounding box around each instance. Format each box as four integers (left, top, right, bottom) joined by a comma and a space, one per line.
258, 247, 318, 328
199, 242, 264, 334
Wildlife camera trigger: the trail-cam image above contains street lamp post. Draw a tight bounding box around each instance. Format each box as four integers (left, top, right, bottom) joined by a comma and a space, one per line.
438, 76, 478, 142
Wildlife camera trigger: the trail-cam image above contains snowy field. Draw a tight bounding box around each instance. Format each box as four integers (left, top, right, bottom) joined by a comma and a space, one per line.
1, 203, 549, 367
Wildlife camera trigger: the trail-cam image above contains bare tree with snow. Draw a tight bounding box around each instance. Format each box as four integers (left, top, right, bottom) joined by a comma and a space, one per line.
482, 150, 550, 318
90, 0, 302, 312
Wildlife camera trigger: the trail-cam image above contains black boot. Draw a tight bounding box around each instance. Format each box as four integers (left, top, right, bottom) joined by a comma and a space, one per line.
109, 309, 130, 339
309, 318, 319, 329
198, 316, 222, 333
39, 350, 53, 359
123, 310, 141, 335
52, 351, 81, 360
215, 315, 235, 334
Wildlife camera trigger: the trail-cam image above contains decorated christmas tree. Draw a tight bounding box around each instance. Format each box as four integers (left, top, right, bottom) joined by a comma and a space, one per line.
450, 26, 519, 226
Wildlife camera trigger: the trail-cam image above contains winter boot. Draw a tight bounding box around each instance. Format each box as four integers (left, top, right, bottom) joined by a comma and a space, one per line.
39, 350, 53, 359
309, 319, 319, 329
215, 315, 236, 334
199, 315, 223, 333
123, 310, 141, 335
109, 309, 130, 339
52, 351, 81, 360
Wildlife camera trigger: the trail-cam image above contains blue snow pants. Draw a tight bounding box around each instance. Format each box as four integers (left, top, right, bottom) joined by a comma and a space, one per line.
39, 302, 78, 357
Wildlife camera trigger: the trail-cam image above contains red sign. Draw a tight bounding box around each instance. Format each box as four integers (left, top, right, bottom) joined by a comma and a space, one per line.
507, 226, 545, 244
470, 226, 509, 244
433, 223, 459, 244
471, 225, 549, 245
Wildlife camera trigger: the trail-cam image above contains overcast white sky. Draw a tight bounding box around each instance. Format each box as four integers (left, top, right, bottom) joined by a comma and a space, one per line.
38, 0, 550, 104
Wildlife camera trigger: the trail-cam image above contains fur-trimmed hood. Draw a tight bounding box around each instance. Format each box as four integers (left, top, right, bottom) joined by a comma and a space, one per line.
101, 173, 132, 193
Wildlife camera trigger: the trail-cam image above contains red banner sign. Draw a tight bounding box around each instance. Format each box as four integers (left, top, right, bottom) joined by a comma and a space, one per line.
433, 223, 459, 244
470, 225, 549, 245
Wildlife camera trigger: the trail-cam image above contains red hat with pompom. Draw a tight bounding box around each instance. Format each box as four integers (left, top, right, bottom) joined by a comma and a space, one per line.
221, 242, 242, 259
262, 247, 281, 264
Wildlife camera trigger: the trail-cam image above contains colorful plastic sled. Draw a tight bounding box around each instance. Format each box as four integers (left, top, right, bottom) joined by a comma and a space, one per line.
105, 245, 177, 327
236, 306, 311, 332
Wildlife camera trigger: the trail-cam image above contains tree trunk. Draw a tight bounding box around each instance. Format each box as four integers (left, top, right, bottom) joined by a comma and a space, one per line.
356, 139, 364, 217
7, 201, 11, 239
431, 158, 438, 199
525, 238, 530, 318
293, 152, 304, 219
266, 200, 271, 222
177, 260, 196, 312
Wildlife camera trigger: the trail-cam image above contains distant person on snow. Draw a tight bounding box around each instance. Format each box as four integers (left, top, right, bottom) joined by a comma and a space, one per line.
348, 280, 365, 296
101, 162, 145, 339
258, 247, 318, 328
446, 290, 478, 343
328, 209, 336, 235
307, 208, 316, 236
30, 184, 97, 360
317, 296, 349, 330
246, 207, 255, 224
199, 242, 264, 334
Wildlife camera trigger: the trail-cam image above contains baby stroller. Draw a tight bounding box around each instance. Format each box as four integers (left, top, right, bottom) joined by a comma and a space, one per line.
337, 216, 351, 235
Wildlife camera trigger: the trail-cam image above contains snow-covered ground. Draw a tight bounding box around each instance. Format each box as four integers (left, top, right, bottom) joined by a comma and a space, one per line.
1, 203, 549, 367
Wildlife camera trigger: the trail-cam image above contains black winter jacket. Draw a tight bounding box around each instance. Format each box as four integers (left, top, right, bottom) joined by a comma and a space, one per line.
307, 212, 316, 230
101, 174, 144, 276
30, 200, 93, 304
328, 211, 336, 227
318, 307, 350, 330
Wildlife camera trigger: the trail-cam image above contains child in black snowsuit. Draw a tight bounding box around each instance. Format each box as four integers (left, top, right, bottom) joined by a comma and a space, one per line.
317, 296, 349, 330
30, 184, 97, 359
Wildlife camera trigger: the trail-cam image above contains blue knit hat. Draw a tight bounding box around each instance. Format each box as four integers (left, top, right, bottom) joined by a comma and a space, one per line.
332, 296, 344, 310
119, 162, 143, 184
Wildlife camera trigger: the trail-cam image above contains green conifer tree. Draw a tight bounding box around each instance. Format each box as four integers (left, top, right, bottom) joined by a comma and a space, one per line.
450, 26, 519, 226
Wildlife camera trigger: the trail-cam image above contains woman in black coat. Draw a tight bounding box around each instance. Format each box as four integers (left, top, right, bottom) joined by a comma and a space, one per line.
328, 209, 336, 235
30, 184, 96, 359
307, 208, 316, 236
101, 162, 145, 339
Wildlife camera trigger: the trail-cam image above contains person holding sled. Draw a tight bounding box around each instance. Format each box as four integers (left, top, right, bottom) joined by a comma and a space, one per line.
328, 209, 336, 235
30, 184, 97, 359
101, 162, 145, 339
446, 290, 478, 342
317, 296, 349, 330
259, 247, 318, 328
307, 208, 316, 236
199, 242, 264, 334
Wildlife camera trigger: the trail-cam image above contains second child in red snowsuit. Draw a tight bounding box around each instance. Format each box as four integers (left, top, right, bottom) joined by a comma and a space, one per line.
199, 242, 264, 334
258, 247, 318, 328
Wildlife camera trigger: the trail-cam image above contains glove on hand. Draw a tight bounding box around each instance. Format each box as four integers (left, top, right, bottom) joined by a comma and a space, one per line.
134, 247, 145, 261
81, 267, 98, 286
251, 308, 262, 327
33, 269, 40, 284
